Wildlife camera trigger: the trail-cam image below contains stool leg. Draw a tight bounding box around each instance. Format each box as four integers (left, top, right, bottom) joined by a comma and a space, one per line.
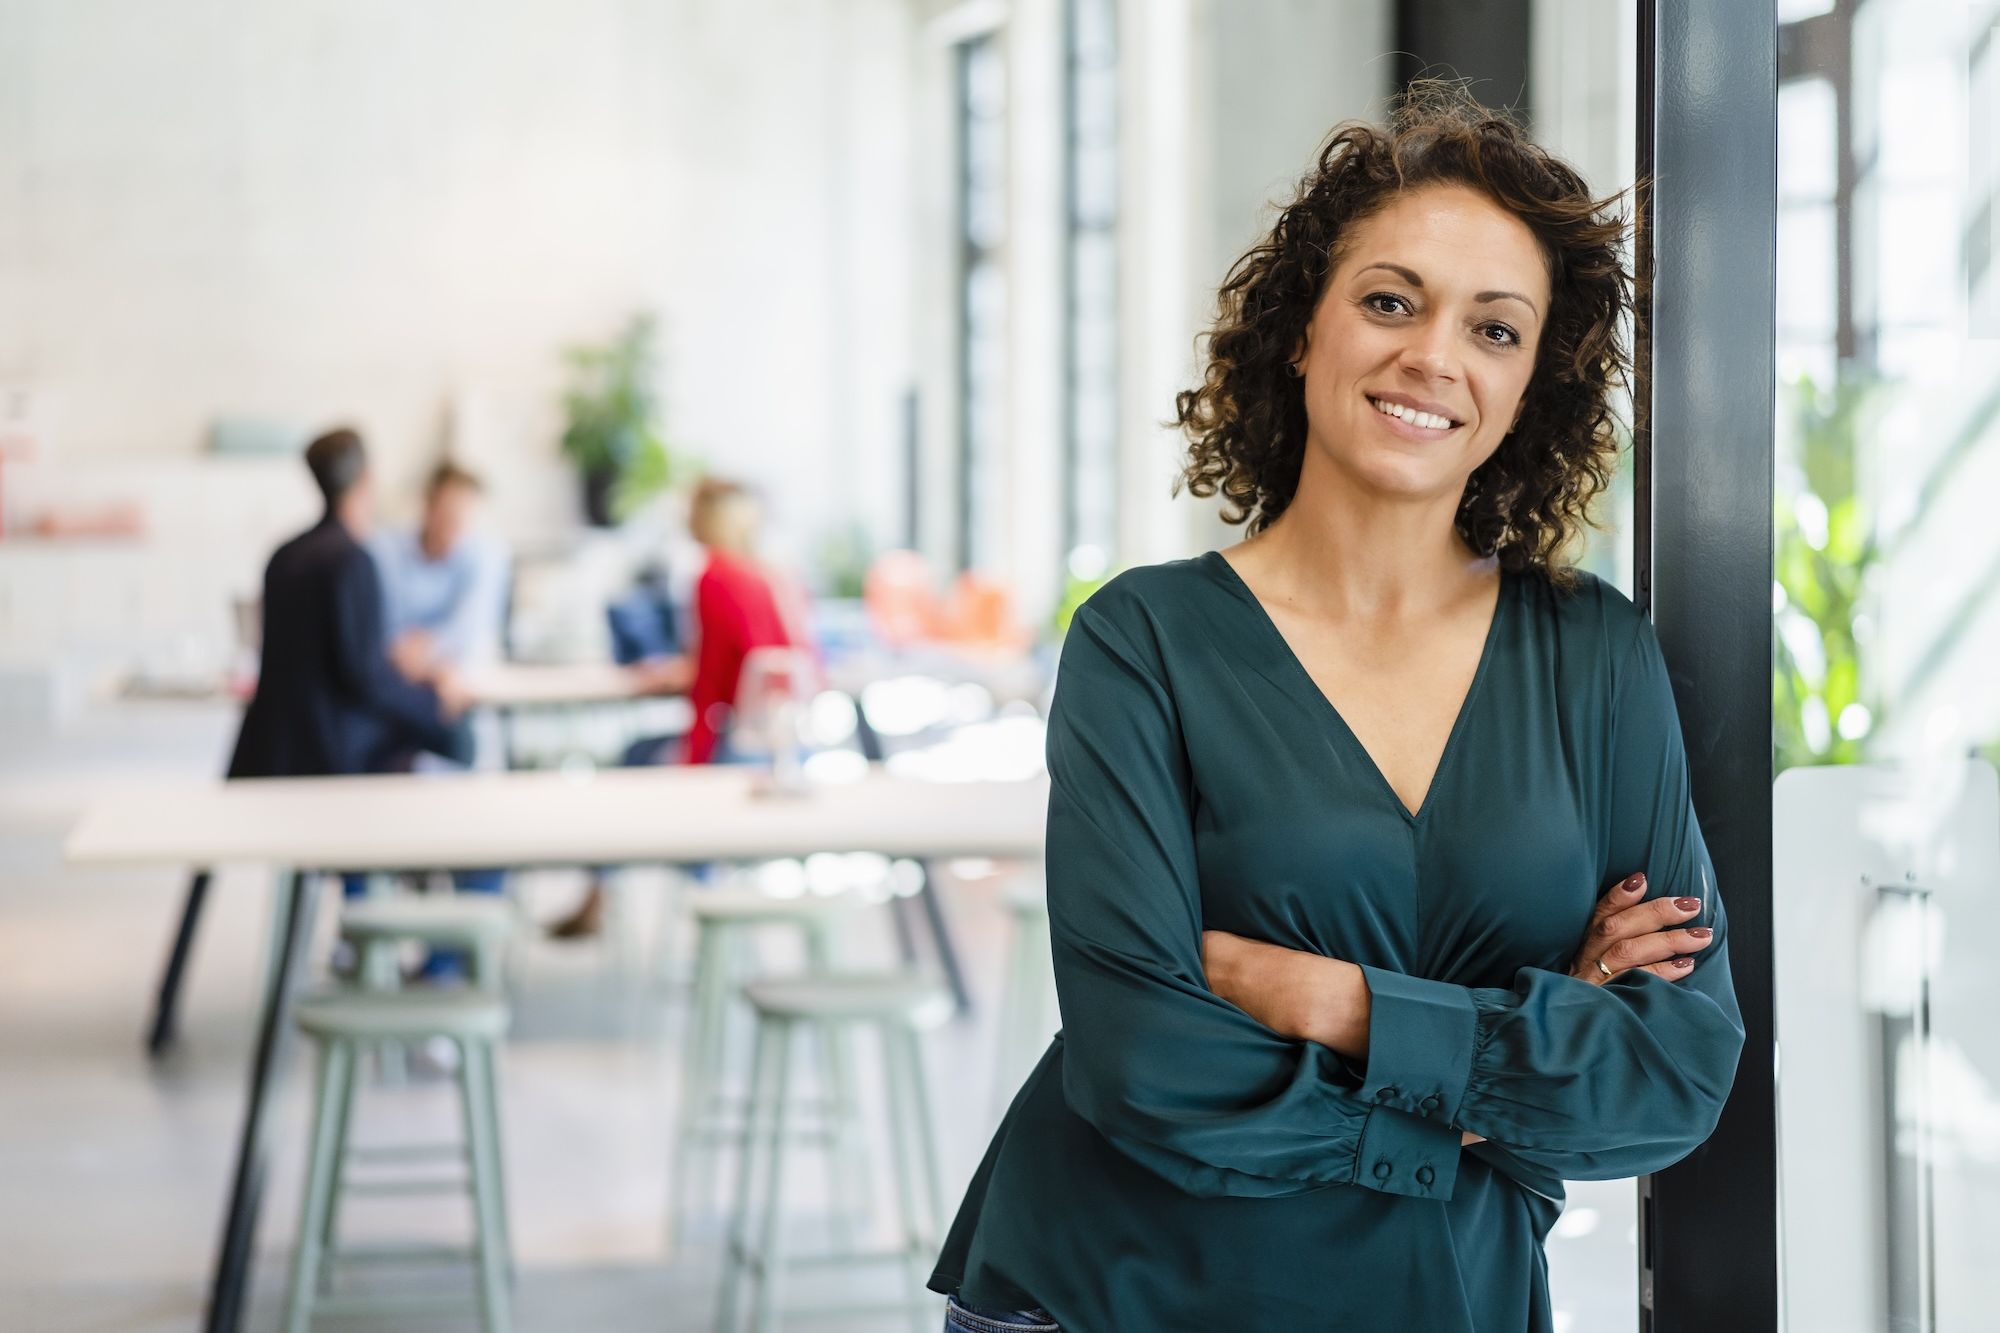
876, 1022, 929, 1323
889, 1024, 946, 1332
994, 908, 1052, 1117
458, 1038, 512, 1333
359, 936, 408, 1085
802, 928, 867, 1247
702, 925, 763, 1222
751, 1018, 796, 1333
649, 865, 690, 994
718, 1014, 779, 1333
993, 923, 1026, 1116
283, 1039, 355, 1333
672, 922, 731, 1244
316, 1033, 363, 1288
470, 936, 501, 991
478, 1034, 515, 1284
894, 1029, 946, 1242
1026, 909, 1054, 1047
809, 1019, 865, 1252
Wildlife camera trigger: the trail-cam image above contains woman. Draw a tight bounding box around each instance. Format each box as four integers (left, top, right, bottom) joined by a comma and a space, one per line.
547, 477, 804, 937
928, 84, 1745, 1331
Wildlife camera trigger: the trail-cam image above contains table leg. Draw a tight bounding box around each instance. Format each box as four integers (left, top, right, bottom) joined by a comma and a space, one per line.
887, 889, 919, 965
498, 703, 523, 771
207, 867, 319, 1333
147, 867, 213, 1055
913, 859, 972, 1017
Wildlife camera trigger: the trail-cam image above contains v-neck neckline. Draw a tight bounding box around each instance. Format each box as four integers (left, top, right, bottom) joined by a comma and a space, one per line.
1200, 549, 1511, 826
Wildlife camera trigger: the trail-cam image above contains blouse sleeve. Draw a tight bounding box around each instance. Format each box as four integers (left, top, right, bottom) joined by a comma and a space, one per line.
1348, 614, 1747, 1181
1048, 586, 1465, 1202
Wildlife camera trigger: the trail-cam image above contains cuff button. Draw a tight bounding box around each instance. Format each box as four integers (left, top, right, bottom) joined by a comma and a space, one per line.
1374, 1086, 1400, 1103
1372, 1160, 1393, 1180
1417, 1165, 1436, 1187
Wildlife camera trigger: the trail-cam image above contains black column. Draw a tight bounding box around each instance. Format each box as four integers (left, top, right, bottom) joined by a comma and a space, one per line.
1634, 1, 1778, 1330
1393, 0, 1534, 121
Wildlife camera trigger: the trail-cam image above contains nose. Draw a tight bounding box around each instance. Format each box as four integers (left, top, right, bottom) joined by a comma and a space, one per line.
1398, 317, 1461, 383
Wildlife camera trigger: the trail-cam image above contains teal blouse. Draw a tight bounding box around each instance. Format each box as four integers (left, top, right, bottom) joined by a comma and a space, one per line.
929, 552, 1746, 1332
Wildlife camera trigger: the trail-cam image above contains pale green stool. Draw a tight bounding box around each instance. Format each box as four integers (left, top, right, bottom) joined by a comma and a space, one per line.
670, 887, 876, 1246
341, 894, 517, 990
991, 874, 1055, 1118
341, 893, 516, 1085
717, 971, 952, 1333
283, 990, 513, 1333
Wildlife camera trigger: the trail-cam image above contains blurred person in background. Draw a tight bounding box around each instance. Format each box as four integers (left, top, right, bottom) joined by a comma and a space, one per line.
369, 459, 514, 973
372, 459, 511, 718
546, 475, 806, 939
227, 427, 467, 783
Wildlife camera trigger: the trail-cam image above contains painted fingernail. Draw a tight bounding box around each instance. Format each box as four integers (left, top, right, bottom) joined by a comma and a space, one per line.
1672, 957, 1694, 968
1675, 897, 1701, 912
1688, 927, 1713, 939
1623, 874, 1647, 893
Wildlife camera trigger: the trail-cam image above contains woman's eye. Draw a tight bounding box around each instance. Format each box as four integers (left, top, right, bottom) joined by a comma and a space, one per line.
1367, 294, 1521, 350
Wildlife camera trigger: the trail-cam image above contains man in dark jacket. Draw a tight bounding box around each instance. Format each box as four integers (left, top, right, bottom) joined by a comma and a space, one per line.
227, 428, 464, 779
149, 430, 467, 1051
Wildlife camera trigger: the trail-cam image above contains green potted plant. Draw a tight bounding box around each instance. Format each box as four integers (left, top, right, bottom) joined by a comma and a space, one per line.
1773, 371, 1886, 773
558, 314, 682, 525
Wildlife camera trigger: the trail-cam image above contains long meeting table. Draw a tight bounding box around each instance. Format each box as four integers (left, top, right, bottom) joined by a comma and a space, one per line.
66, 763, 1049, 1333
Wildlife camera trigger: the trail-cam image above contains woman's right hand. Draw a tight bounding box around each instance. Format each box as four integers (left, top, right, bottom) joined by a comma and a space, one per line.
1566, 872, 1713, 985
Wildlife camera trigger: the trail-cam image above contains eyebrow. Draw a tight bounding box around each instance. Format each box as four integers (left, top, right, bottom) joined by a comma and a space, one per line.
1356, 262, 1540, 317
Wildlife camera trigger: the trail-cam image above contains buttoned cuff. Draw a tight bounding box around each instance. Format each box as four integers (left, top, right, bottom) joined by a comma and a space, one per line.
1355, 965, 1479, 1128
1352, 1103, 1461, 1199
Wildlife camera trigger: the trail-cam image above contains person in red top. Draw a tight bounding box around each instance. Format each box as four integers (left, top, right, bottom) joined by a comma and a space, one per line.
548, 476, 806, 937
679, 504, 801, 762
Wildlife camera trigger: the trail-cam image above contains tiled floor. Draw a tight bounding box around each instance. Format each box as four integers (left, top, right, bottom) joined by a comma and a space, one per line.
0, 700, 1637, 1332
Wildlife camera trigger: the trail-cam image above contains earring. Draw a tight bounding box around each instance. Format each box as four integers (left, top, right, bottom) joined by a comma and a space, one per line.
1286, 362, 1303, 379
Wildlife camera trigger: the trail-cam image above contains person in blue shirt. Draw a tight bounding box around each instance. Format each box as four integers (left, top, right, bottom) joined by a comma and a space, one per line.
367, 460, 514, 971
372, 461, 512, 687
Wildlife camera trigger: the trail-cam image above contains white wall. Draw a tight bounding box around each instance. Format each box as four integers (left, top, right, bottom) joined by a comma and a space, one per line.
0, 0, 917, 563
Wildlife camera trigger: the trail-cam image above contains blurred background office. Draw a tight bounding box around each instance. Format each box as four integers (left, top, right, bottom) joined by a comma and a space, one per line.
1, 1, 1996, 1331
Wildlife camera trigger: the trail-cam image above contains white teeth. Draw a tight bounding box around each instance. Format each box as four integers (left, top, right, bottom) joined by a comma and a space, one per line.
1370, 396, 1455, 431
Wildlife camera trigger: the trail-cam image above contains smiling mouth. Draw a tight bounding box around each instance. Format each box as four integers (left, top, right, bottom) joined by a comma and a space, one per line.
1367, 395, 1461, 432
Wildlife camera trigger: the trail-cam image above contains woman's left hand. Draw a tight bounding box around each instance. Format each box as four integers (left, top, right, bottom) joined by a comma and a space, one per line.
1200, 929, 1369, 1058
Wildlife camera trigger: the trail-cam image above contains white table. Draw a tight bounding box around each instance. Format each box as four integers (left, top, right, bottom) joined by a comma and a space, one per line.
69, 764, 1047, 1333
67, 764, 1048, 868
457, 661, 690, 769
460, 660, 650, 710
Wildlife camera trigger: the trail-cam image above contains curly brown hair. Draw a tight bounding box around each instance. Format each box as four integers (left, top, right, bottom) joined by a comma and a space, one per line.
1174, 80, 1639, 589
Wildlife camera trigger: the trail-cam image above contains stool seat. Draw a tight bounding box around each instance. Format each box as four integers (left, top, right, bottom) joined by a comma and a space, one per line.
687, 888, 874, 922
340, 897, 517, 947
741, 972, 952, 1027
295, 991, 511, 1043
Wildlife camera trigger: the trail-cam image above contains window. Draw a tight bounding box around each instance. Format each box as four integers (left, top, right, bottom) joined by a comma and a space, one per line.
1063, 0, 1119, 577
957, 34, 1007, 573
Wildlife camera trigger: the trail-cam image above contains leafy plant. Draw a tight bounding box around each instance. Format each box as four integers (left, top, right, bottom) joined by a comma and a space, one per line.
1050, 545, 1115, 639
559, 314, 686, 521
1772, 372, 1887, 773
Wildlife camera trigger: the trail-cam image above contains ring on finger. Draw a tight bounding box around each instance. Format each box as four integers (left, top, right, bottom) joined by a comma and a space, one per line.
1596, 958, 1613, 978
